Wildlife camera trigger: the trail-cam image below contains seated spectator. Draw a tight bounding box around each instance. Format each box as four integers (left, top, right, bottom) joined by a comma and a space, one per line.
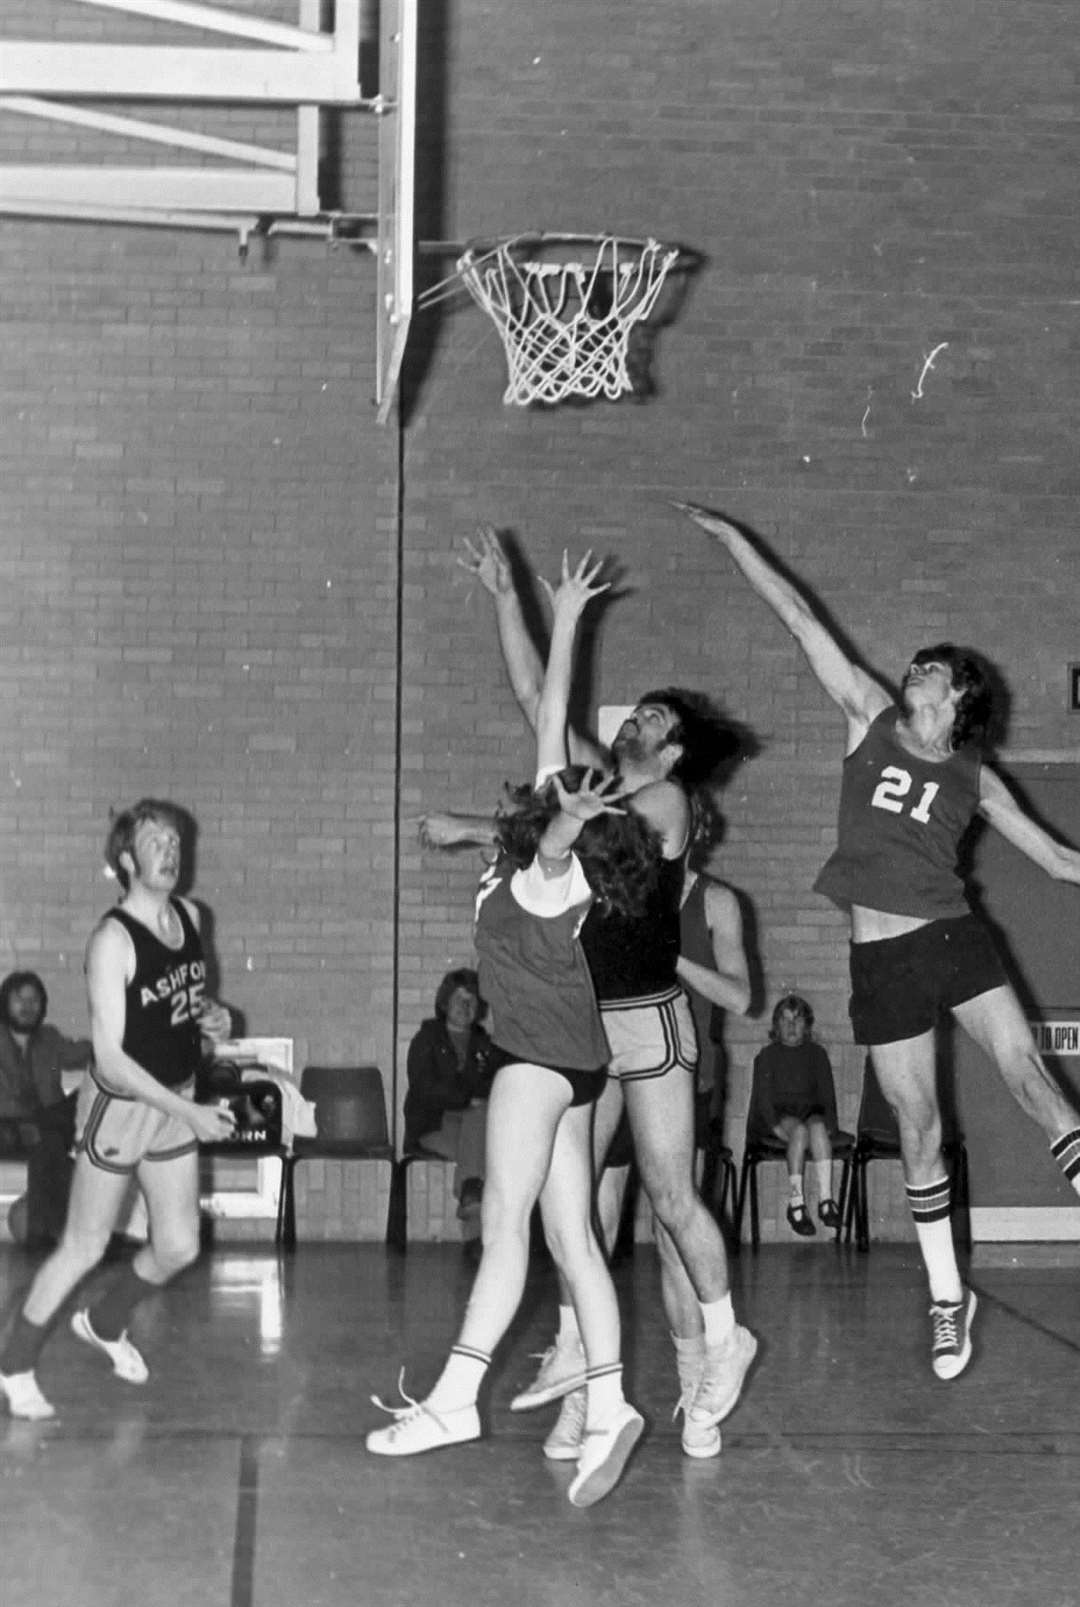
0, 971, 93, 1248
748, 994, 841, 1236
403, 969, 499, 1249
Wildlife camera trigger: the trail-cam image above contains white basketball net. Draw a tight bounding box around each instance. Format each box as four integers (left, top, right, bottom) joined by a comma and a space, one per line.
458, 236, 681, 406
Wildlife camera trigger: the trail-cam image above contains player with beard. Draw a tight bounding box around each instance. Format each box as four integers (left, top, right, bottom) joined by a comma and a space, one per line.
421, 529, 759, 1457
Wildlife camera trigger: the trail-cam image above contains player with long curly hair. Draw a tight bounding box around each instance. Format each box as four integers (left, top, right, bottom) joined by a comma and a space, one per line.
367, 554, 656, 1509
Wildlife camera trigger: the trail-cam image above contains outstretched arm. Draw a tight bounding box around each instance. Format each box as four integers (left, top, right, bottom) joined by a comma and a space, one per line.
534, 549, 610, 777
980, 768, 1080, 884
460, 526, 545, 726
460, 527, 607, 768
675, 502, 890, 743
417, 812, 498, 850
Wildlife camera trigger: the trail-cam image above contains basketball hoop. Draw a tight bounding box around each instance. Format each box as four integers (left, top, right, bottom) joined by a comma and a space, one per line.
432, 233, 693, 407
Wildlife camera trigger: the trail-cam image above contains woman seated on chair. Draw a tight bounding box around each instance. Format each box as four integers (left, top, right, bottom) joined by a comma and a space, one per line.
749, 995, 841, 1237
403, 968, 499, 1248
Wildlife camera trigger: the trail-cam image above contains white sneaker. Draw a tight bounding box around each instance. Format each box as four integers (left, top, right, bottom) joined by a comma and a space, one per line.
567, 1402, 644, 1508
674, 1381, 721, 1459
366, 1396, 481, 1457
543, 1386, 587, 1461
0, 1370, 55, 1421
70, 1309, 149, 1385
509, 1339, 587, 1411
930, 1289, 977, 1381
687, 1325, 757, 1429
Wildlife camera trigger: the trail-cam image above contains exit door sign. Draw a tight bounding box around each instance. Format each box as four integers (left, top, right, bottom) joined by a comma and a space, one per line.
1032, 1020, 1080, 1054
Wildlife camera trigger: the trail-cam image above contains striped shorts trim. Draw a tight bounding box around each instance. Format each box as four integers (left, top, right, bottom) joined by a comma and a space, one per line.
601, 988, 697, 1083
75, 1075, 199, 1175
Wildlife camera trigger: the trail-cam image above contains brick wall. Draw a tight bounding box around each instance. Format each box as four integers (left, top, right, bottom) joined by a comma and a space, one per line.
399, 0, 1080, 1243
2, 1, 1078, 1241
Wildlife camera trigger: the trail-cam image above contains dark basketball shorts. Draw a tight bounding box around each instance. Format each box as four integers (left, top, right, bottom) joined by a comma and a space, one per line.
601, 988, 698, 1083
494, 1057, 608, 1107
75, 1074, 199, 1174
849, 914, 1008, 1046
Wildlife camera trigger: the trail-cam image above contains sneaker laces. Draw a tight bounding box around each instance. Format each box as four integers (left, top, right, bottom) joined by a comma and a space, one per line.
930, 1301, 961, 1349
370, 1368, 421, 1419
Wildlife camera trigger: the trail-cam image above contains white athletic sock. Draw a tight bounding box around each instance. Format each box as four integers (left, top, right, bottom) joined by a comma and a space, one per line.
906, 1178, 962, 1304
584, 1362, 625, 1428
700, 1294, 735, 1349
788, 1173, 804, 1206
671, 1330, 706, 1394
427, 1344, 491, 1412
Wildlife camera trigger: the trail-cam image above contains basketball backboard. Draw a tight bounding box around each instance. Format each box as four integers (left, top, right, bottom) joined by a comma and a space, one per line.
0, 0, 417, 426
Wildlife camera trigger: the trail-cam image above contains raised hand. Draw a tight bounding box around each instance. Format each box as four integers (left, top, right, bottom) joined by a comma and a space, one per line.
418, 813, 463, 849
671, 500, 737, 540
538, 549, 610, 621
459, 525, 513, 597
550, 767, 627, 823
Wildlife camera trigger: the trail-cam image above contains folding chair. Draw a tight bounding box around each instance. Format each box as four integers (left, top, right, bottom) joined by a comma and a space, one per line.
276, 1065, 396, 1249
735, 1124, 854, 1253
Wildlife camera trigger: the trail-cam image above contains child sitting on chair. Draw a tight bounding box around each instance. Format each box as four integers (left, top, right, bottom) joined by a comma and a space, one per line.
749, 995, 841, 1236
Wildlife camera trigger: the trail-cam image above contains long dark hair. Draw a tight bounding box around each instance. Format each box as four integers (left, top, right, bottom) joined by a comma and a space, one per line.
495, 766, 662, 920
0, 971, 47, 1024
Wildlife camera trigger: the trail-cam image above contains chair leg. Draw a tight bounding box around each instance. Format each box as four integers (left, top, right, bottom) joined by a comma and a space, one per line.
699, 1144, 718, 1211
733, 1157, 751, 1254
749, 1161, 761, 1254
718, 1158, 736, 1225
386, 1159, 410, 1254
951, 1144, 972, 1256
842, 1158, 860, 1246
833, 1156, 852, 1245
856, 1158, 870, 1253
276, 1156, 298, 1251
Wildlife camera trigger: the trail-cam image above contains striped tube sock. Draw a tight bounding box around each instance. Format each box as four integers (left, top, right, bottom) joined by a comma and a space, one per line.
1050, 1128, 1080, 1194
906, 1177, 962, 1304
584, 1361, 625, 1428
427, 1343, 491, 1411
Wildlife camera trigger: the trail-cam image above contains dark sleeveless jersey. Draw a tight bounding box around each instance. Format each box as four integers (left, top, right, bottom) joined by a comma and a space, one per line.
580, 851, 684, 1005
814, 707, 981, 920
473, 858, 609, 1072
105, 899, 207, 1089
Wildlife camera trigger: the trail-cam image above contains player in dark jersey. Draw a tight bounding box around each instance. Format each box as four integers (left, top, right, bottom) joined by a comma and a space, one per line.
513, 855, 753, 1463
448, 528, 759, 1453
678, 500, 1080, 1380
0, 799, 236, 1420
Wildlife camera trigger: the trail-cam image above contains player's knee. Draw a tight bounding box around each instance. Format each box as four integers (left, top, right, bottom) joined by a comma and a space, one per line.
480, 1186, 532, 1244
896, 1107, 942, 1167
646, 1178, 694, 1238
59, 1225, 112, 1272
149, 1233, 200, 1279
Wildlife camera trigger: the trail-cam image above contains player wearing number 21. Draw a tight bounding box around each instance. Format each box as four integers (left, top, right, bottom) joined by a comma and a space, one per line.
675, 501, 1080, 1383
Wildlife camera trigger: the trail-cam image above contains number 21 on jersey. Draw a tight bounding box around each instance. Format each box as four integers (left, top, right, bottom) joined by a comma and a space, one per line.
871, 765, 939, 823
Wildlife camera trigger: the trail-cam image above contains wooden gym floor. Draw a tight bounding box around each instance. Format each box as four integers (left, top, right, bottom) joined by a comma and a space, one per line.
0, 1239, 1077, 1607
